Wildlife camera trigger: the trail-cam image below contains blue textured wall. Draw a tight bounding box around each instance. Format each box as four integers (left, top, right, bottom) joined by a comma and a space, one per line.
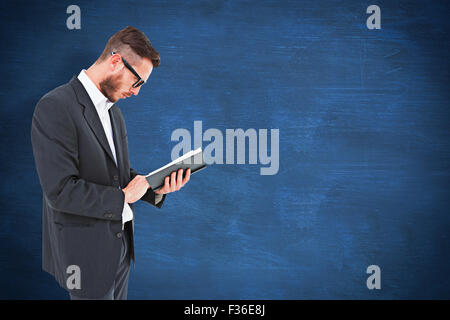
0, 0, 449, 299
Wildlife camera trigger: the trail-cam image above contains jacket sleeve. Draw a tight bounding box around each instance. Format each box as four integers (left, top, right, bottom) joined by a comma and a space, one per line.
31, 96, 125, 221
130, 168, 166, 208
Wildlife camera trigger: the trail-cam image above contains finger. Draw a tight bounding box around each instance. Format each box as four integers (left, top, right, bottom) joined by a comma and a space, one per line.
143, 176, 150, 188
164, 176, 170, 189
182, 168, 191, 185
177, 169, 183, 189
170, 171, 176, 192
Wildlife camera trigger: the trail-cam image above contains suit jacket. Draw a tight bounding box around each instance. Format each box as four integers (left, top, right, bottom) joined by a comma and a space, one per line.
31, 76, 166, 299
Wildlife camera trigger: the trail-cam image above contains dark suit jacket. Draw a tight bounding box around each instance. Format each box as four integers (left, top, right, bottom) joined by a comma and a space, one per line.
31, 76, 166, 299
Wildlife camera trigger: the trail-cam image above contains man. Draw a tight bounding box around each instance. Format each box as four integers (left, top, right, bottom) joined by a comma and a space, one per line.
31, 26, 190, 300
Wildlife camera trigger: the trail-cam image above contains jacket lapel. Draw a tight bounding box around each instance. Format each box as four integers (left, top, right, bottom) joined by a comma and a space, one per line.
109, 106, 123, 174
69, 77, 117, 167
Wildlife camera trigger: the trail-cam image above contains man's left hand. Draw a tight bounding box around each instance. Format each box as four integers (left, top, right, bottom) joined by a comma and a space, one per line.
155, 168, 191, 195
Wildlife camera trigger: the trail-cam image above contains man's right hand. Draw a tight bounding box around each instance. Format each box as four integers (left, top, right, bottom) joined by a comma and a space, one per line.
122, 175, 150, 204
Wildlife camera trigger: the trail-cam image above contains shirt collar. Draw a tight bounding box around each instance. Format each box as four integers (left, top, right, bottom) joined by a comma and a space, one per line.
77, 69, 114, 115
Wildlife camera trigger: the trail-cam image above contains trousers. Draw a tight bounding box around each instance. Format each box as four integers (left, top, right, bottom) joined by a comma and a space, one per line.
69, 222, 131, 300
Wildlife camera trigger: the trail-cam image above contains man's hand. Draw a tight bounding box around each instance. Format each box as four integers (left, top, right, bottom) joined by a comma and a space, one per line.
155, 168, 191, 195
123, 175, 150, 204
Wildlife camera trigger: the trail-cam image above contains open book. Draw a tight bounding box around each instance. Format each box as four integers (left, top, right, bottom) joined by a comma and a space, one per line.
145, 148, 206, 191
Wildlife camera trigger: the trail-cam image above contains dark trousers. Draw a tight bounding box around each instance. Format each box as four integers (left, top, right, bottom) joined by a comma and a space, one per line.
70, 222, 131, 300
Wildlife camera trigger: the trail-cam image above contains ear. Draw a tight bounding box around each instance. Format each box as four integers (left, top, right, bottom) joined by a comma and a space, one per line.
109, 53, 123, 72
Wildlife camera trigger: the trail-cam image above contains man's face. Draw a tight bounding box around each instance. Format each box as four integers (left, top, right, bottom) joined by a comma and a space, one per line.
100, 55, 153, 103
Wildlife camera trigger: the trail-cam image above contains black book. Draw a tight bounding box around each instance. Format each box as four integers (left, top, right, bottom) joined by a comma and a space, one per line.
145, 148, 206, 191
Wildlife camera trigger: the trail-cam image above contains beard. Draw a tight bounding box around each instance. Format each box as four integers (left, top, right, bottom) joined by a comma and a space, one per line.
99, 73, 123, 102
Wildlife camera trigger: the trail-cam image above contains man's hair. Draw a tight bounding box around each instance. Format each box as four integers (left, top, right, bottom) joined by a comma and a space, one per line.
98, 26, 160, 67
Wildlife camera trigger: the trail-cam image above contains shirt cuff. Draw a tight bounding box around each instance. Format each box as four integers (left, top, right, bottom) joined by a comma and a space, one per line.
122, 201, 133, 227
155, 193, 164, 204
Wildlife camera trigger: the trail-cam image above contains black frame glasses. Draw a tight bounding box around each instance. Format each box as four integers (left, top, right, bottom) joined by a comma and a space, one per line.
111, 51, 146, 88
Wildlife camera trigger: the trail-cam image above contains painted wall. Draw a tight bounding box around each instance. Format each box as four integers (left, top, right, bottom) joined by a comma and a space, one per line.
0, 0, 448, 299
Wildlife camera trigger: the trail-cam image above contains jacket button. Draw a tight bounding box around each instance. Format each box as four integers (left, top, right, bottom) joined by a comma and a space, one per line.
116, 232, 122, 238
113, 175, 119, 181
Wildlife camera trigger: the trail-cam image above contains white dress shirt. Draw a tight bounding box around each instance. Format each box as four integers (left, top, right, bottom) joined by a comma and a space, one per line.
77, 70, 133, 228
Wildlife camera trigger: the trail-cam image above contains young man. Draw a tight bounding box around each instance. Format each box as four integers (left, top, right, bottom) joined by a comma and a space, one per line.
31, 26, 190, 300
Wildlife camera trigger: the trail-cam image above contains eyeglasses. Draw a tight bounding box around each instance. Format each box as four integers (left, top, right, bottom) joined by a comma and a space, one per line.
111, 51, 146, 88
